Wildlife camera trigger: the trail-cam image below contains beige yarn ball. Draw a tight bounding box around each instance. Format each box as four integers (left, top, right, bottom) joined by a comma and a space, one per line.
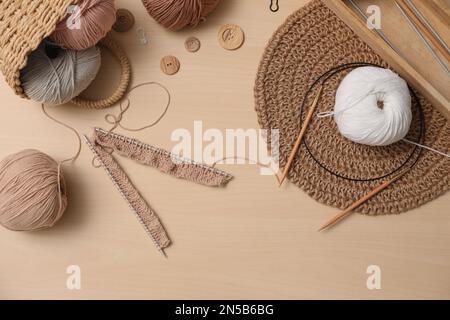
0, 150, 67, 231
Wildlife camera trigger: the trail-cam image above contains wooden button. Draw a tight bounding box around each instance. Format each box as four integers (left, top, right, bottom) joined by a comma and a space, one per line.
185, 37, 201, 53
160, 56, 180, 75
113, 8, 135, 33
218, 24, 245, 50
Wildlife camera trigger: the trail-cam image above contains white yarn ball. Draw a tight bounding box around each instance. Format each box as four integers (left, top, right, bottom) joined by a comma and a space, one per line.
20, 43, 101, 105
333, 67, 412, 146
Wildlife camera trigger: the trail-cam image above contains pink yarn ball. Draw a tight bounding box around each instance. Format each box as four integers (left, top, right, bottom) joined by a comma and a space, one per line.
50, 0, 116, 50
142, 0, 221, 31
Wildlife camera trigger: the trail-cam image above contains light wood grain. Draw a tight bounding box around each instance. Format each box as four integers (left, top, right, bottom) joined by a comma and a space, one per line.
414, 0, 450, 29
396, 0, 449, 63
0, 0, 449, 300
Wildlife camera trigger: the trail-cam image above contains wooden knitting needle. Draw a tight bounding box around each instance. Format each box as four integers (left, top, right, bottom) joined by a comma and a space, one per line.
318, 170, 408, 231
279, 85, 323, 186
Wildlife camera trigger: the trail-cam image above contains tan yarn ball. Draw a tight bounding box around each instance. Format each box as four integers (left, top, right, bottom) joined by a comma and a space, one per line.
0, 150, 67, 231
142, 0, 221, 31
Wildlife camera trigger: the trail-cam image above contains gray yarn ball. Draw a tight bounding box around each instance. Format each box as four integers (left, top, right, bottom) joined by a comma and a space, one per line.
20, 43, 101, 105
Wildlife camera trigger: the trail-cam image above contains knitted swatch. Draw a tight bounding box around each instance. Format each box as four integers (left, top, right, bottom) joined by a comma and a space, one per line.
86, 128, 233, 254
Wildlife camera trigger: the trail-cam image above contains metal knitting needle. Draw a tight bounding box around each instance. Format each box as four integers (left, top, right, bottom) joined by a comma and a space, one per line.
399, 0, 450, 60
348, 0, 403, 56
83, 135, 167, 258
405, 0, 450, 52
395, 1, 450, 75
279, 84, 323, 186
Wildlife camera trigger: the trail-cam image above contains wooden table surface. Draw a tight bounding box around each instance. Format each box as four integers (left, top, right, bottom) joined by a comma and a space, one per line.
0, 0, 449, 300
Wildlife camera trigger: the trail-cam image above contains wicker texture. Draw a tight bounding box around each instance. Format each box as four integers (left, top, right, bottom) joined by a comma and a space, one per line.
254, 0, 450, 215
0, 0, 78, 97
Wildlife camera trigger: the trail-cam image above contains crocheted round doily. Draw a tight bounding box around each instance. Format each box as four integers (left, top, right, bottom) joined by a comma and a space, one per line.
254, 0, 450, 214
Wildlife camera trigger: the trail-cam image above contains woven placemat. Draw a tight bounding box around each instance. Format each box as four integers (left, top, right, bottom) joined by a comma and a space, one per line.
254, 0, 450, 214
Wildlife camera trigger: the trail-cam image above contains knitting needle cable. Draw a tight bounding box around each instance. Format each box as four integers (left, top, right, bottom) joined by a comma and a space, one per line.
291, 63, 431, 230
309, 60, 446, 230
281, 63, 442, 229
301, 62, 425, 183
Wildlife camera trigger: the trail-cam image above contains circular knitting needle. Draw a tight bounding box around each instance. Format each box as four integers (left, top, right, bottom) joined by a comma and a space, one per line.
279, 85, 323, 186
318, 170, 408, 231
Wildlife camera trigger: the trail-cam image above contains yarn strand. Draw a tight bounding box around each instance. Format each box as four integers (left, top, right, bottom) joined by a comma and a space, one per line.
41, 104, 82, 165
105, 82, 171, 132
41, 104, 82, 219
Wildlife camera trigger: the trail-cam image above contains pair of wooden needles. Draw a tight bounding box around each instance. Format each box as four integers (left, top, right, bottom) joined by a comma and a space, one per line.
278, 84, 409, 231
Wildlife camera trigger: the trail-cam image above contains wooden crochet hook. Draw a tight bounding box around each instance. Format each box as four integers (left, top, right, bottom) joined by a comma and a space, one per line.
318, 170, 409, 231
279, 85, 323, 186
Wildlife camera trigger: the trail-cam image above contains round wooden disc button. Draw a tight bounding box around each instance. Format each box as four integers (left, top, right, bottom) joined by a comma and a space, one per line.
160, 55, 180, 75
113, 8, 135, 32
218, 24, 245, 50
185, 37, 201, 53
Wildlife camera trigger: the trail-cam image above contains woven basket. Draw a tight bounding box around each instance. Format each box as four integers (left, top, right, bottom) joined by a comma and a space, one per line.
0, 0, 131, 109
